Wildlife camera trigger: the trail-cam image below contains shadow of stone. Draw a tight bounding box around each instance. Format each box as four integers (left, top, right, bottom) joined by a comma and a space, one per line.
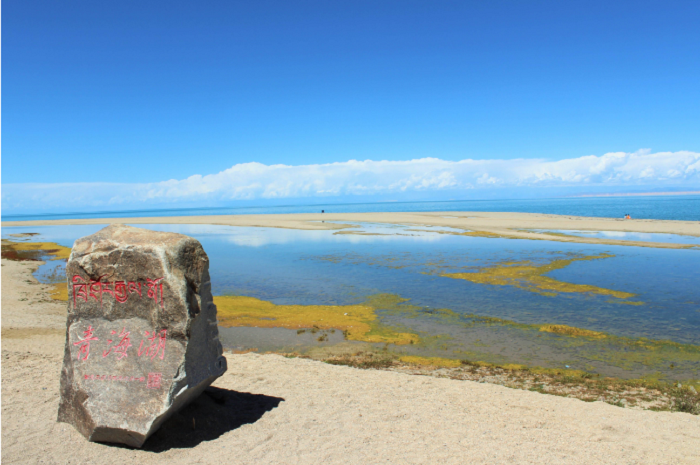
140, 386, 284, 452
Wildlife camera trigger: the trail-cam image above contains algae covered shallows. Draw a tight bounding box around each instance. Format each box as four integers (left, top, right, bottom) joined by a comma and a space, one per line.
441, 253, 640, 301
215, 294, 420, 345
4, 224, 699, 383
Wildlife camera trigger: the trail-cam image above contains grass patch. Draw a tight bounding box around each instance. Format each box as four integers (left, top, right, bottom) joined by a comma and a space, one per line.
669, 386, 700, 414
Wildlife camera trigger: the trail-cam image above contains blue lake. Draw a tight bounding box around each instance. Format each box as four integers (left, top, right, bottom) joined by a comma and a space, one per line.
530, 229, 700, 245
4, 222, 699, 380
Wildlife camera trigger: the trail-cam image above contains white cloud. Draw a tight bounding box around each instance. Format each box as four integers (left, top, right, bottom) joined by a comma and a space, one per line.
3, 150, 699, 213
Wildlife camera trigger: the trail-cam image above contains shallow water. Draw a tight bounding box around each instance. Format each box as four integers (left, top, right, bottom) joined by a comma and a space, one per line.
4, 223, 699, 380
531, 229, 700, 245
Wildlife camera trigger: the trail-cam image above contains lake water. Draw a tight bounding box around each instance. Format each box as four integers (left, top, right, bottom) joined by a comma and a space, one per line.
529, 230, 700, 245
3, 222, 699, 381
4, 194, 700, 222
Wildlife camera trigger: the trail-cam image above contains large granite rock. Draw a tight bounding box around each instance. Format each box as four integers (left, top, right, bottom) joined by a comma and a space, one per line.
57, 224, 227, 447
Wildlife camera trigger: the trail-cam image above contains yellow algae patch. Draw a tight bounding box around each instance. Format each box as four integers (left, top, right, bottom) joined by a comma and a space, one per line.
214, 295, 419, 345
455, 231, 504, 238
499, 363, 529, 371
539, 324, 606, 339
1, 239, 71, 261
399, 355, 462, 368
409, 229, 504, 239
49, 282, 69, 301
442, 253, 638, 300
333, 231, 391, 236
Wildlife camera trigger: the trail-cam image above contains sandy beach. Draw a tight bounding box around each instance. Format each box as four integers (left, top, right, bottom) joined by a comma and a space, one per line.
2, 253, 700, 464
4, 211, 700, 249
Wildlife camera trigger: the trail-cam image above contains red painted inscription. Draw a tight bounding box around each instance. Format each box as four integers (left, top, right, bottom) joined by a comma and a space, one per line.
73, 326, 99, 360
84, 374, 147, 382
146, 278, 164, 307
138, 329, 167, 360
146, 373, 162, 389
72, 275, 163, 308
102, 327, 132, 360
74, 326, 167, 361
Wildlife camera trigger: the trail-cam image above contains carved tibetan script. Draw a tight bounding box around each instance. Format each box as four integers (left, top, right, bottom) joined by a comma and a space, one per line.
72, 275, 165, 308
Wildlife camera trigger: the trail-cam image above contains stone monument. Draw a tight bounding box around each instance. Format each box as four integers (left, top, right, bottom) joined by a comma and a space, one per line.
57, 224, 227, 447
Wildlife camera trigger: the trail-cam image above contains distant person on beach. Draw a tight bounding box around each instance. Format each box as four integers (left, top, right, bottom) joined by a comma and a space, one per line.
322, 210, 325, 213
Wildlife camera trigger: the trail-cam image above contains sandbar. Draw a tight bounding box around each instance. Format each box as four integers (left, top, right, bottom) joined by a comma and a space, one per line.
4, 211, 699, 249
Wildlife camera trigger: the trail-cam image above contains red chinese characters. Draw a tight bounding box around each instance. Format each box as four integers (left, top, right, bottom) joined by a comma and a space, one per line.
138, 329, 167, 360
72, 275, 163, 307
74, 326, 168, 362
102, 327, 132, 360
73, 326, 99, 360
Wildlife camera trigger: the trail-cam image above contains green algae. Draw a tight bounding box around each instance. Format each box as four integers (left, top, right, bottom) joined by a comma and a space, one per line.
7, 225, 698, 390
1, 239, 71, 261
2, 239, 71, 301
49, 282, 68, 301
316, 347, 700, 413
19, 228, 686, 380
364, 293, 699, 379
48, 278, 699, 379
214, 294, 420, 345
332, 231, 392, 236
399, 355, 462, 367
214, 288, 698, 379
310, 251, 642, 304
434, 230, 504, 239
442, 253, 640, 300
579, 337, 700, 371
539, 324, 607, 338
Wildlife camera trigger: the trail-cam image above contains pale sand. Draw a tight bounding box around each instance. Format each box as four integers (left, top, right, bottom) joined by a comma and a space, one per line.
2, 259, 700, 464
4, 211, 700, 249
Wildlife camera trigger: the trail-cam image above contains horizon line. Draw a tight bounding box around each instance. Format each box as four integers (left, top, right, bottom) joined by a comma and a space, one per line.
573, 191, 700, 198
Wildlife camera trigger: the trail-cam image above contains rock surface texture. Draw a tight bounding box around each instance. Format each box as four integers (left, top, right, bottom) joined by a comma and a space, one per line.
57, 224, 227, 447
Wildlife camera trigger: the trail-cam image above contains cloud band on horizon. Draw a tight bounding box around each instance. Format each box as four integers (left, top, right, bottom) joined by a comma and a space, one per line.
3, 150, 699, 213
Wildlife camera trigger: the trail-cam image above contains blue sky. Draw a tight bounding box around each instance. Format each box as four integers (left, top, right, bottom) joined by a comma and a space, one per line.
3, 1, 700, 213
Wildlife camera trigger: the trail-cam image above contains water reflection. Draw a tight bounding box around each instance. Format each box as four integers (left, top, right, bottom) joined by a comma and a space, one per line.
3, 223, 699, 380
532, 229, 700, 245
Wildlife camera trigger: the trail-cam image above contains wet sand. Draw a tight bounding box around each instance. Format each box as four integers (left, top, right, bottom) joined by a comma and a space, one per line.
4, 211, 699, 249
2, 258, 700, 464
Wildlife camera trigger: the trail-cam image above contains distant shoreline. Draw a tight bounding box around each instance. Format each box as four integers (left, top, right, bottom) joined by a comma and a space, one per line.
3, 211, 699, 249
4, 193, 700, 223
